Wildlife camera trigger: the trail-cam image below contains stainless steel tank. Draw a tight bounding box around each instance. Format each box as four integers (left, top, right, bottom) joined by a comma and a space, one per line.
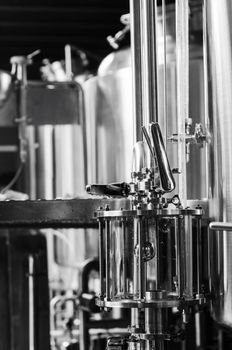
204, 0, 232, 328
83, 2, 207, 201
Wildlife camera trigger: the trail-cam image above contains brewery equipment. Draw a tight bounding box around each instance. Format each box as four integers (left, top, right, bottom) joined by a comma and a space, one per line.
2, 0, 232, 349
86, 0, 209, 349
83, 1, 207, 201
88, 122, 206, 349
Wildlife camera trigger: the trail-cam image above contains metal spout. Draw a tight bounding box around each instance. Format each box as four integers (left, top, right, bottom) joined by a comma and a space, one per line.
150, 122, 175, 192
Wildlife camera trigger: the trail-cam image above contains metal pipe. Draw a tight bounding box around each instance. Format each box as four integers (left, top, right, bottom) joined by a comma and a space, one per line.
129, 0, 159, 142
28, 255, 35, 350
122, 220, 127, 297
141, 0, 159, 128
105, 220, 110, 300
138, 217, 145, 299
209, 222, 232, 231
150, 122, 175, 192
175, 217, 182, 297
99, 219, 104, 299
65, 44, 72, 81
129, 0, 143, 142
175, 0, 189, 206
196, 217, 202, 295
162, 0, 167, 146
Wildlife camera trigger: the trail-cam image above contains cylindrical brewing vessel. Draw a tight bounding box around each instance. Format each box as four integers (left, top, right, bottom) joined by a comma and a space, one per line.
97, 207, 203, 306
204, 0, 232, 328
96, 206, 204, 343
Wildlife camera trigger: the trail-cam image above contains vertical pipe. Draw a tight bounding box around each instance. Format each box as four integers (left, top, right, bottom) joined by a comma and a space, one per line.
156, 218, 160, 290
65, 44, 72, 81
122, 220, 127, 296
129, 0, 143, 142
196, 217, 202, 295
138, 217, 145, 299
166, 224, 172, 291
99, 219, 104, 299
129, 0, 159, 142
175, 0, 189, 205
10, 56, 29, 164
105, 220, 110, 300
133, 218, 139, 298
175, 217, 182, 297
27, 126, 37, 199
141, 0, 159, 128
28, 255, 35, 350
184, 215, 193, 297
162, 0, 167, 145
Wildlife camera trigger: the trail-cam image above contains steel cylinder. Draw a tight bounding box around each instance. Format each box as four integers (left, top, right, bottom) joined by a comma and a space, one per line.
204, 0, 232, 328
96, 207, 203, 308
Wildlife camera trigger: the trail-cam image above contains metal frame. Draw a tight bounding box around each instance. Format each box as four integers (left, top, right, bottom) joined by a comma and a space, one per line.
0, 198, 130, 228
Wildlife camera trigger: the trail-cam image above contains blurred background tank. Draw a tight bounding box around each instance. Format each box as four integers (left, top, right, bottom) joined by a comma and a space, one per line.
25, 81, 92, 292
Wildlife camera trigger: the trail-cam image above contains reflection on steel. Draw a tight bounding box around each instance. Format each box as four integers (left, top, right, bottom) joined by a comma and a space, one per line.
96, 206, 205, 346
209, 222, 232, 232
129, 0, 143, 142
131, 141, 151, 173
0, 70, 12, 105
150, 122, 175, 192
204, 0, 232, 329
0, 198, 129, 228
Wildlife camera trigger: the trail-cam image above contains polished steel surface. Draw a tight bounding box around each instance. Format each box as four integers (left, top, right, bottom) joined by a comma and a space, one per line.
131, 141, 151, 173
129, 0, 143, 142
0, 70, 12, 105
139, 0, 158, 130
150, 122, 175, 192
209, 222, 232, 232
83, 70, 134, 184
204, 0, 232, 328
96, 208, 203, 219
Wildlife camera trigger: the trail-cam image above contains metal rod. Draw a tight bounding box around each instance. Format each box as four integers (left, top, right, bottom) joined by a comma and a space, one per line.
184, 215, 193, 297
196, 217, 202, 295
28, 255, 35, 350
175, 217, 181, 297
133, 218, 139, 298
99, 219, 104, 299
0, 145, 18, 152
141, 0, 159, 128
138, 217, 144, 299
162, 0, 167, 145
129, 0, 159, 141
105, 220, 110, 300
175, 0, 189, 206
156, 218, 160, 289
65, 44, 72, 81
129, 0, 143, 142
209, 222, 232, 231
122, 220, 127, 296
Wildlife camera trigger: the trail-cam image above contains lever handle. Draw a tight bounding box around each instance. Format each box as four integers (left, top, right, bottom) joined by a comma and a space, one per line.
86, 182, 130, 197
